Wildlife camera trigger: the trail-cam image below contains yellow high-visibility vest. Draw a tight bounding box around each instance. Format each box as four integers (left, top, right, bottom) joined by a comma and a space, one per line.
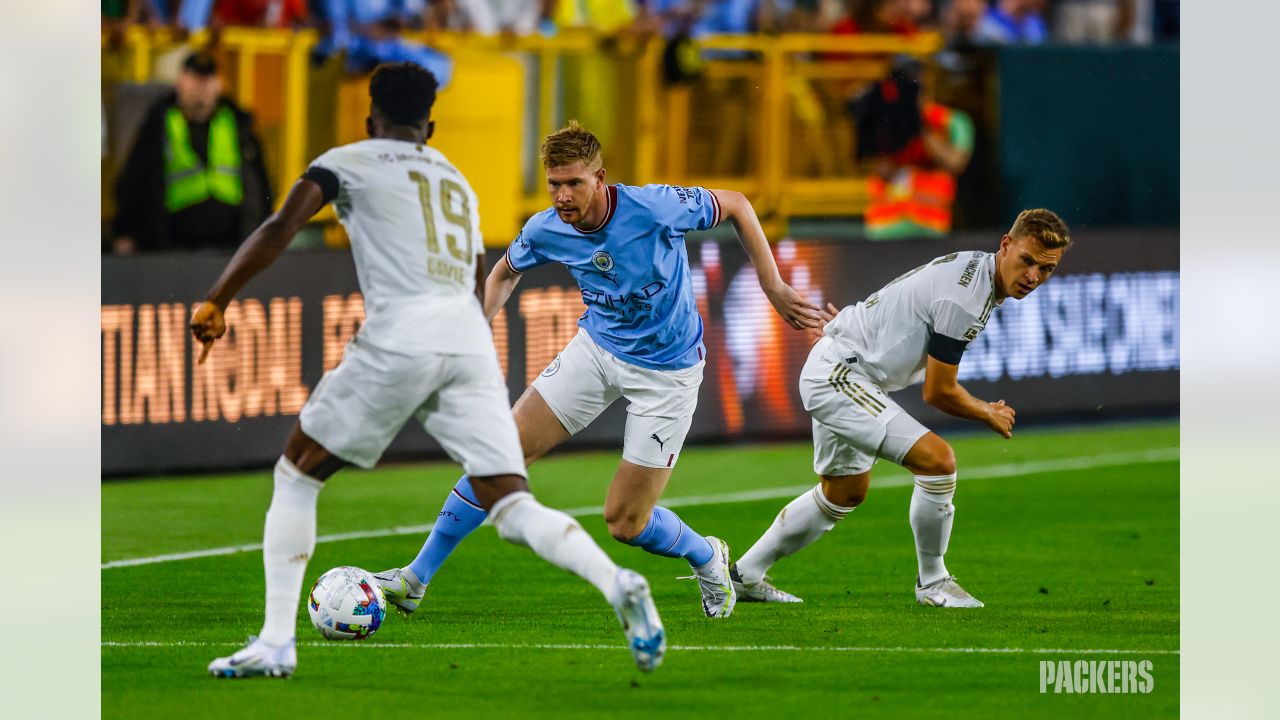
164, 105, 243, 212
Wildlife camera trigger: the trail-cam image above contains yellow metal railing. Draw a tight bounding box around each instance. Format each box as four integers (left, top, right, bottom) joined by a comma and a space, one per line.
103, 29, 941, 240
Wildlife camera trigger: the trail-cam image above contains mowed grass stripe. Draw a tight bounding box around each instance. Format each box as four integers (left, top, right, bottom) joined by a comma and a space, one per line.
102, 640, 1179, 655
101, 447, 1177, 570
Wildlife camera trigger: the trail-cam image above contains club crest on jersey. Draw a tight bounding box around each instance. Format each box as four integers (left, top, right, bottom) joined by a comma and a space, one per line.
541, 356, 561, 377
591, 251, 615, 273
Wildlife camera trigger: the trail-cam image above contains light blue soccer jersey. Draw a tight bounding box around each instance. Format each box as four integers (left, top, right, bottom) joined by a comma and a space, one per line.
505, 184, 722, 370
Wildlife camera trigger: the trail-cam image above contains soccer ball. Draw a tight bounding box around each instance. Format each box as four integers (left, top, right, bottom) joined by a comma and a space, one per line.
307, 566, 387, 641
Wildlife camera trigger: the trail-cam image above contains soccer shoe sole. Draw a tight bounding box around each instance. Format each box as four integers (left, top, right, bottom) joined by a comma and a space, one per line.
209, 664, 295, 679
613, 570, 666, 673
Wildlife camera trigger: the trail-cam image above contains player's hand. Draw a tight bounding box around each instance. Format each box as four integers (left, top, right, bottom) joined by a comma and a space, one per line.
189, 301, 227, 365
763, 281, 823, 330
803, 302, 841, 347
985, 399, 1016, 439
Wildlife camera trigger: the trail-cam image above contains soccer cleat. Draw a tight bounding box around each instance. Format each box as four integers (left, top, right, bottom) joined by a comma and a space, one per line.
691, 536, 736, 618
208, 636, 296, 679
729, 563, 803, 603
611, 569, 666, 672
915, 575, 984, 608
372, 567, 427, 615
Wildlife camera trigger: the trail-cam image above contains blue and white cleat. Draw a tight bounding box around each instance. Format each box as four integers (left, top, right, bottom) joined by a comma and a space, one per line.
207, 636, 296, 679
611, 569, 665, 672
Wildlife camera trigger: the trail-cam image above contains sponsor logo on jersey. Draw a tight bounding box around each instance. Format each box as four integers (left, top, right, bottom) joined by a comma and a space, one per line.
958, 256, 982, 288
580, 280, 666, 321
591, 251, 615, 272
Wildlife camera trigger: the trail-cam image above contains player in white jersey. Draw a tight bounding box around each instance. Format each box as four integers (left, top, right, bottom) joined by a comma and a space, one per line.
730, 209, 1071, 608
192, 64, 666, 678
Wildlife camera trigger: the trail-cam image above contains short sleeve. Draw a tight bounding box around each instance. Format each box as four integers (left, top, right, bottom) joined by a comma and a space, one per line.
648, 185, 721, 235
301, 166, 339, 205
307, 147, 356, 204
504, 226, 550, 274
928, 299, 984, 364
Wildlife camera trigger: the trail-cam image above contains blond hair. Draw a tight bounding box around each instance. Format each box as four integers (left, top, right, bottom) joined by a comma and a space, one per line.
539, 120, 603, 170
1009, 208, 1070, 249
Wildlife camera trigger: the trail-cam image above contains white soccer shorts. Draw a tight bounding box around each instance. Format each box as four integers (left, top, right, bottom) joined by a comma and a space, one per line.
800, 336, 929, 477
532, 328, 703, 469
299, 337, 526, 477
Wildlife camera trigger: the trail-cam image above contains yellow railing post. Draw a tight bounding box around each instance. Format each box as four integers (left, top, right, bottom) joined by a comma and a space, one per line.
763, 38, 789, 222
538, 46, 558, 150
280, 32, 312, 207
130, 33, 150, 83
236, 47, 256, 109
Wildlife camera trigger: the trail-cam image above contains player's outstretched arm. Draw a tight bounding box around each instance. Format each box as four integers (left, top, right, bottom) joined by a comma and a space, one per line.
922, 356, 1016, 438
482, 255, 524, 322
711, 189, 822, 330
190, 177, 326, 363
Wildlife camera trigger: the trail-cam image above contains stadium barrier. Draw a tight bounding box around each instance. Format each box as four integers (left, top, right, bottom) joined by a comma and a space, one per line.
102, 28, 942, 242
101, 229, 1177, 476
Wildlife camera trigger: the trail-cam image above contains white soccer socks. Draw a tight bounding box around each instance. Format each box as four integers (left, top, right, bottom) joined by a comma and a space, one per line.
735, 485, 855, 585
909, 474, 957, 587
490, 491, 622, 604
258, 457, 323, 645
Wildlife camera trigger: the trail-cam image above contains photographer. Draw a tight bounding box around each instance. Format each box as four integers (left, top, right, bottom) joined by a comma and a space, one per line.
850, 57, 974, 240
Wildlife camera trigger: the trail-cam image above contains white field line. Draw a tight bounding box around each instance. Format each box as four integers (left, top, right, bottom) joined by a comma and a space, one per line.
102, 447, 1178, 571
100, 640, 1179, 655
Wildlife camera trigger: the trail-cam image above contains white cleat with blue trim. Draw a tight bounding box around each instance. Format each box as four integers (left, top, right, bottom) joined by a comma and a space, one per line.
611, 569, 665, 672
208, 636, 296, 679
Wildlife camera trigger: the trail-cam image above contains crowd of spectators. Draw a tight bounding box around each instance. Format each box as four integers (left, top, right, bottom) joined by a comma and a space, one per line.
102, 1, 1177, 253
103, 1, 1178, 46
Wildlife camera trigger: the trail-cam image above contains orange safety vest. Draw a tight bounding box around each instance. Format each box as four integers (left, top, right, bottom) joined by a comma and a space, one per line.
865, 103, 971, 239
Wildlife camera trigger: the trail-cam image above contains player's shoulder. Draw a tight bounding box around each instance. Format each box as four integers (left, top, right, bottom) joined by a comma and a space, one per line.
519, 207, 561, 240
930, 250, 994, 306
420, 145, 471, 185
622, 183, 708, 203
312, 138, 378, 164
617, 183, 710, 220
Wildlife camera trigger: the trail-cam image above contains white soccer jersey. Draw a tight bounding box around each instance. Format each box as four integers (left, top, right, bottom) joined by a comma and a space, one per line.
309, 138, 490, 356
823, 251, 999, 392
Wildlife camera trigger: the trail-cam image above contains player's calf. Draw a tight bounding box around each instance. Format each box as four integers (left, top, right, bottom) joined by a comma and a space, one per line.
733, 480, 861, 601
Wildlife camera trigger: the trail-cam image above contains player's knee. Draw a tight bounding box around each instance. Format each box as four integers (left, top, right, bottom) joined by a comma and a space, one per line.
836, 487, 868, 507
604, 512, 647, 544
923, 444, 957, 476
820, 477, 868, 507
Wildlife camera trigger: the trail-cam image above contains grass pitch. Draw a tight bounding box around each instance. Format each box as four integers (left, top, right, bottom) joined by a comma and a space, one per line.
102, 421, 1179, 719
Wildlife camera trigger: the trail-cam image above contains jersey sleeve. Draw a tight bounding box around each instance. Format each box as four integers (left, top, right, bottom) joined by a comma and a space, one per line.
306, 147, 357, 205
504, 222, 550, 274
647, 184, 722, 235
927, 299, 984, 365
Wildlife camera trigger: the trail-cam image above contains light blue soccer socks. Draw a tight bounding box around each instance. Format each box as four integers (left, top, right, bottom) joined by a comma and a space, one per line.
407, 475, 488, 584
626, 506, 716, 566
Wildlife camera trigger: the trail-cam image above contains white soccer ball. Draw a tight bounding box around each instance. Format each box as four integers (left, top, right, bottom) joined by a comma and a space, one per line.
307, 566, 387, 641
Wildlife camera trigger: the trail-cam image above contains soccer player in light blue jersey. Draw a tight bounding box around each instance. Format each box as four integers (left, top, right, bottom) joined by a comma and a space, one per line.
375, 121, 821, 619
